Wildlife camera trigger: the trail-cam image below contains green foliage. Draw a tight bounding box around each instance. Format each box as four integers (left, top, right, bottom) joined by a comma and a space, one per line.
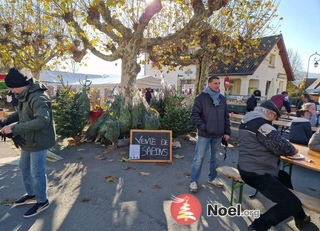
287, 81, 305, 97
119, 105, 132, 138
100, 120, 120, 146
52, 84, 90, 139
144, 114, 161, 130
160, 95, 195, 138
131, 100, 147, 129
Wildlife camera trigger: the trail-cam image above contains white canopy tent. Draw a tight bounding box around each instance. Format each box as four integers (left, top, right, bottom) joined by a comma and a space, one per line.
40, 70, 164, 90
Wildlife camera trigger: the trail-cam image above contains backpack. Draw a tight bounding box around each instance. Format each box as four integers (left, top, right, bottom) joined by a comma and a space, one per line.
246, 96, 257, 111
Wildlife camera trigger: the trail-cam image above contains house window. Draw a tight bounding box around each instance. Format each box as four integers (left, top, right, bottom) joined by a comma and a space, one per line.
265, 80, 271, 95
269, 54, 275, 67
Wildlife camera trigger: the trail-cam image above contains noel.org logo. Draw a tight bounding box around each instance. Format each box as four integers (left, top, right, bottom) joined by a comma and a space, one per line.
170, 193, 202, 225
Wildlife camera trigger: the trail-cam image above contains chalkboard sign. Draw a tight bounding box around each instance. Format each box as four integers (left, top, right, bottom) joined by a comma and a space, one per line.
129, 129, 172, 163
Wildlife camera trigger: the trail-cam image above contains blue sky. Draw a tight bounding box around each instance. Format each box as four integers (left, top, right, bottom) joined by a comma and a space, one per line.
78, 0, 320, 76
276, 0, 320, 75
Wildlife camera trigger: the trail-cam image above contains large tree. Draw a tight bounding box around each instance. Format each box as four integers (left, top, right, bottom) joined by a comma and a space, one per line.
0, 0, 71, 79
147, 0, 281, 94
48, 0, 229, 99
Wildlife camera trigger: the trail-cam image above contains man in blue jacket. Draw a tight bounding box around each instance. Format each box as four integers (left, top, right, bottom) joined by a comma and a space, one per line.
189, 76, 231, 192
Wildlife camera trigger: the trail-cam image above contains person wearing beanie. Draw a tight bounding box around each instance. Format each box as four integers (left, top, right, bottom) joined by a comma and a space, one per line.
237, 100, 310, 230
0, 67, 55, 218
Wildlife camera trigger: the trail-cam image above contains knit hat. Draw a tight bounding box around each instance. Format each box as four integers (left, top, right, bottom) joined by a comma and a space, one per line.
260, 100, 281, 117
5, 68, 30, 88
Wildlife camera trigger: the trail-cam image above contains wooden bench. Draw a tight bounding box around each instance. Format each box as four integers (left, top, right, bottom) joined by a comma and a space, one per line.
216, 166, 320, 213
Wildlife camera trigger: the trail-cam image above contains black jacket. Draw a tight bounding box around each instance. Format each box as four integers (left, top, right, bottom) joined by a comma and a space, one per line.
190, 91, 231, 138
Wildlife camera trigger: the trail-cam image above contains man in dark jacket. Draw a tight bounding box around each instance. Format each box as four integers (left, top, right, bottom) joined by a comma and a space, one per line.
189, 76, 231, 192
0, 68, 55, 218
246, 89, 261, 112
237, 100, 310, 230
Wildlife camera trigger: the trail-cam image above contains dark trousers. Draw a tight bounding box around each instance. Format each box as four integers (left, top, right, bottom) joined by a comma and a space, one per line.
239, 169, 306, 230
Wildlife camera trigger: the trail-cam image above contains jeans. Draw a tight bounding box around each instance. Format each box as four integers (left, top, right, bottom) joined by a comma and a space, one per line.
190, 136, 221, 183
19, 150, 48, 203
239, 169, 306, 230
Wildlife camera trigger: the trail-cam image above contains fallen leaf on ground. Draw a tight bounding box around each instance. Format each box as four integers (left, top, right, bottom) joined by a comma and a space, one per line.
107, 159, 114, 162
174, 154, 185, 159
77, 157, 83, 160
153, 184, 161, 189
80, 197, 90, 202
139, 172, 150, 176
184, 172, 191, 178
119, 151, 127, 155
102, 150, 110, 154
105, 175, 118, 182
95, 155, 106, 160
0, 198, 15, 206
138, 189, 143, 193
119, 157, 130, 162
124, 166, 132, 170
307, 187, 316, 191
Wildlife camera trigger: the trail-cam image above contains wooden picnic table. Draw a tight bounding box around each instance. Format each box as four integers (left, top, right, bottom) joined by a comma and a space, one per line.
272, 120, 318, 134
281, 143, 320, 175
229, 113, 244, 120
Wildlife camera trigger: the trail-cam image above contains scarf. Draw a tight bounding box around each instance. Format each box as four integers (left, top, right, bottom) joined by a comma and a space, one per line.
203, 86, 220, 106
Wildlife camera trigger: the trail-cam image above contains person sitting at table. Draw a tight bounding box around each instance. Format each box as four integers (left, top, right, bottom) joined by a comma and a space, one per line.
237, 100, 310, 231
308, 128, 320, 151
289, 109, 313, 145
301, 102, 318, 126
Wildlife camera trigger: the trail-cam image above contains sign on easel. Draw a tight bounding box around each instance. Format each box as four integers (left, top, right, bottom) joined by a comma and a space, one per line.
129, 130, 172, 163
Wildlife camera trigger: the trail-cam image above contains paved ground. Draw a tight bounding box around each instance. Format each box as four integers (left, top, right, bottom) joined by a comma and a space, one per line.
0, 128, 319, 231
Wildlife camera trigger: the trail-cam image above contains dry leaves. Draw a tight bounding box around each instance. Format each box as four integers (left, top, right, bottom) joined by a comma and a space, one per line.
119, 157, 130, 162
184, 172, 191, 178
94, 155, 106, 160
80, 197, 90, 202
173, 154, 185, 159
119, 151, 127, 155
139, 172, 150, 176
105, 175, 118, 182
153, 184, 161, 189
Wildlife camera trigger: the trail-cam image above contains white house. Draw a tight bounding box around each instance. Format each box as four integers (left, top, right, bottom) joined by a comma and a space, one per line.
143, 34, 294, 97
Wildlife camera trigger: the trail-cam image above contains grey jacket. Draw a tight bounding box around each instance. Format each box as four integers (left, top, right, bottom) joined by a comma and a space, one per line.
6, 80, 56, 152
308, 128, 320, 151
237, 110, 295, 176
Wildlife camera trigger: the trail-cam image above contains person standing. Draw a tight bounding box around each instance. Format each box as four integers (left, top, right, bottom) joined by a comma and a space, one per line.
270, 91, 291, 113
237, 100, 310, 230
189, 76, 231, 192
0, 68, 55, 218
145, 87, 153, 105
246, 89, 261, 112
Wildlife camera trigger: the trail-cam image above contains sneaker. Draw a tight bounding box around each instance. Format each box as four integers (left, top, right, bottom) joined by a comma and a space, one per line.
295, 214, 311, 228
23, 200, 49, 218
189, 182, 198, 193
14, 194, 36, 206
208, 178, 224, 188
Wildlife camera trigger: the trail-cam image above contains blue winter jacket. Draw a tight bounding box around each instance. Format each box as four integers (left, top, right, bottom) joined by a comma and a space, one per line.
190, 91, 231, 138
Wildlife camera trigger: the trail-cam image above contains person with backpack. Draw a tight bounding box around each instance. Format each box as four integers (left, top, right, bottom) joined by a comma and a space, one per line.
246, 89, 261, 112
